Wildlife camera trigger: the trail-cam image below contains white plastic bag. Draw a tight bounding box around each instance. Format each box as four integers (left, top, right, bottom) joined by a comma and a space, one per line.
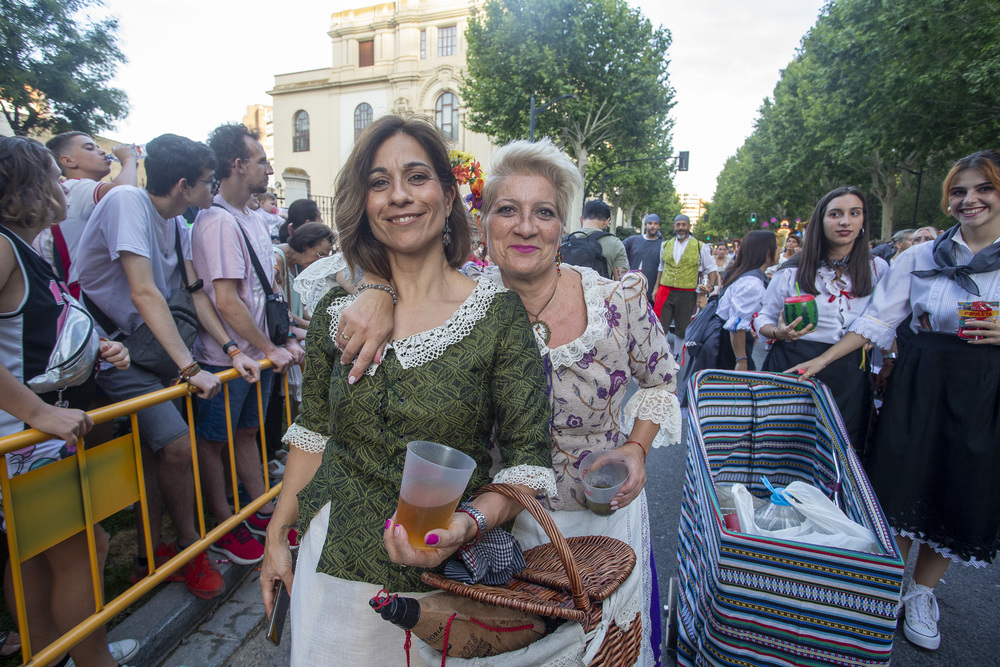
730, 479, 880, 553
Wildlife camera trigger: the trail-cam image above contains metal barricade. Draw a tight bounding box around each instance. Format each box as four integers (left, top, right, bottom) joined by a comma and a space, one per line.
0, 362, 290, 665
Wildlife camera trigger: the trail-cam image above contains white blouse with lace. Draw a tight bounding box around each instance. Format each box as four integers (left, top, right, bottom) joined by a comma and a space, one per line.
756, 257, 890, 344
716, 273, 767, 333
850, 234, 1000, 350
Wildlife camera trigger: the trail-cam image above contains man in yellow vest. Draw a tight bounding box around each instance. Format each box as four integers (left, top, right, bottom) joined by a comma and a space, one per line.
653, 214, 717, 359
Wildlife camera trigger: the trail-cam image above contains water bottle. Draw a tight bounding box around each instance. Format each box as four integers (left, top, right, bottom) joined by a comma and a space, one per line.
754, 476, 804, 531
106, 144, 147, 163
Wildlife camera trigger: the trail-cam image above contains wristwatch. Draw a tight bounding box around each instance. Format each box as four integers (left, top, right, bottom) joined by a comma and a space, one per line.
883, 352, 898, 360
457, 502, 488, 545
222, 339, 238, 355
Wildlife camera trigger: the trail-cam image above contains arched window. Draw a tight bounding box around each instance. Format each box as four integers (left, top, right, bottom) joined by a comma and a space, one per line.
293, 110, 310, 152
435, 92, 459, 141
354, 103, 373, 139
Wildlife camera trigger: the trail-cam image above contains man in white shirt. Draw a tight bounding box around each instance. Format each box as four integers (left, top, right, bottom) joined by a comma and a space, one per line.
35, 132, 139, 296
77, 133, 258, 599
654, 214, 717, 358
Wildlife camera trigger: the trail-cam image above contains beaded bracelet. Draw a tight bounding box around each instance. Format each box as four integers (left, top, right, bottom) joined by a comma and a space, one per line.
178, 362, 201, 381
356, 282, 398, 306
623, 440, 648, 464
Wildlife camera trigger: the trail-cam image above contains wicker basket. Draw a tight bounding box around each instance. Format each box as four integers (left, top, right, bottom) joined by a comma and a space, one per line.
421, 483, 643, 667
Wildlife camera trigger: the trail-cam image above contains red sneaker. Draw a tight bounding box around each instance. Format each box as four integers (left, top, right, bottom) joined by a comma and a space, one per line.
181, 549, 226, 599
129, 542, 183, 584
244, 511, 272, 538
210, 524, 264, 565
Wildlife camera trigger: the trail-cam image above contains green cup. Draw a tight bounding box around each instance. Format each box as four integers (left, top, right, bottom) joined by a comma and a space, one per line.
783, 294, 817, 331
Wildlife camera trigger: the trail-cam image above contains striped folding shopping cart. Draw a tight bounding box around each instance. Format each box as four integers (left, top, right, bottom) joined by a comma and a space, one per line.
675, 370, 904, 666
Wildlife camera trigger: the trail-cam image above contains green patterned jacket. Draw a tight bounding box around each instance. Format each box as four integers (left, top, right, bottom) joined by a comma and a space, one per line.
288, 279, 554, 591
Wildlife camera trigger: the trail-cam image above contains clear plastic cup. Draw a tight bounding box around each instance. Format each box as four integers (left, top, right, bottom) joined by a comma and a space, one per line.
395, 441, 477, 550
580, 450, 630, 516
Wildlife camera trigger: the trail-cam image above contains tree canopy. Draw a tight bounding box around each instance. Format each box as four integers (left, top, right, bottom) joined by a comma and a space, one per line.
461, 0, 676, 192
711, 0, 1000, 240
0, 0, 129, 136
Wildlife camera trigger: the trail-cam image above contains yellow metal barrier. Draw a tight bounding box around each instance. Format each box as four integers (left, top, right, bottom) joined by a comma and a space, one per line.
0, 361, 291, 665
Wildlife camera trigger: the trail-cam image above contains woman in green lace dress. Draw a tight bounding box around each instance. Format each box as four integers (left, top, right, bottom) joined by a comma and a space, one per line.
258, 115, 556, 666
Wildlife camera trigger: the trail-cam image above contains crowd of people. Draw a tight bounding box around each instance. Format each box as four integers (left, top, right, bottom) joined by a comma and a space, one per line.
0, 110, 997, 666
0, 124, 332, 666
643, 153, 1000, 655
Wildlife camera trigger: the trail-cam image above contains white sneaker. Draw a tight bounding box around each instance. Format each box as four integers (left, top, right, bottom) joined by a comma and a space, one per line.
66, 638, 139, 667
902, 584, 940, 650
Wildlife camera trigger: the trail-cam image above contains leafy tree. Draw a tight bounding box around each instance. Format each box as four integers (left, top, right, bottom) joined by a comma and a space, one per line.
462, 0, 674, 184
586, 124, 679, 230
712, 0, 1000, 239
0, 0, 129, 136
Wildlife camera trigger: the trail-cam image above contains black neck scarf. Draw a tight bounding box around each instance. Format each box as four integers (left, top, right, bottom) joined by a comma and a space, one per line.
911, 224, 1000, 296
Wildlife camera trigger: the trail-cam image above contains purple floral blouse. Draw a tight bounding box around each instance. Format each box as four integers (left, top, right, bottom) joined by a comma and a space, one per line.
484, 266, 682, 511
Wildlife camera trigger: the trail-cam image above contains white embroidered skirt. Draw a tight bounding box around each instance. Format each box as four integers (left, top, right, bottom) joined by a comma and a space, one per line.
290, 502, 430, 666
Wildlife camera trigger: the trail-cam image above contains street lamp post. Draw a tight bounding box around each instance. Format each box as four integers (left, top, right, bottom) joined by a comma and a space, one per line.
903, 167, 924, 228
585, 153, 689, 202
529, 93, 578, 141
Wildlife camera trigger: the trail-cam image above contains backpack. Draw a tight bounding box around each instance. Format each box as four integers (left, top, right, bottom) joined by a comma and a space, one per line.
560, 230, 613, 278
679, 269, 767, 406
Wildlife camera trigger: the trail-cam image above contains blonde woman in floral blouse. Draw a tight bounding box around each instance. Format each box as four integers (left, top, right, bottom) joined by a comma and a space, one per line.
474, 139, 681, 666
337, 138, 682, 666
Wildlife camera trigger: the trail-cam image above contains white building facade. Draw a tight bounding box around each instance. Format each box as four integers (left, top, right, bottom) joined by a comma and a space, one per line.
268, 0, 493, 204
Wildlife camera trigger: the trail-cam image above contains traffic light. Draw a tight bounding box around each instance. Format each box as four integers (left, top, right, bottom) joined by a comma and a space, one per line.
677, 151, 689, 171
750, 212, 757, 224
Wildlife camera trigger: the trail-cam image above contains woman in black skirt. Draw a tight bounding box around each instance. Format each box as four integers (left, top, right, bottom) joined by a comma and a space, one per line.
789, 150, 1000, 651
756, 186, 890, 452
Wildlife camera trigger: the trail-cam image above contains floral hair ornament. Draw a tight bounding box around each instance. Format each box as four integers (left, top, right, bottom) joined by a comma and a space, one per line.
449, 149, 485, 220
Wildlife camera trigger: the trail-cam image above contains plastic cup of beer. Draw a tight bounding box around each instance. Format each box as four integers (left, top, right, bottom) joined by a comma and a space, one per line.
783, 294, 817, 331
395, 441, 477, 550
580, 450, 630, 516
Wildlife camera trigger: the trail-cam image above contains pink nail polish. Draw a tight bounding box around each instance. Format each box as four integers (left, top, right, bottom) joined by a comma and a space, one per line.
394, 525, 401, 537
425, 534, 439, 546
348, 375, 356, 386
385, 519, 391, 530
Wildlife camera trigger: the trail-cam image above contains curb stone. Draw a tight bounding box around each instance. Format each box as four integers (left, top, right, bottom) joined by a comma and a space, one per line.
106, 560, 254, 667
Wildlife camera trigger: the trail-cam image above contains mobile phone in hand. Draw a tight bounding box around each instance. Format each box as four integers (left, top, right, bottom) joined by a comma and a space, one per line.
266, 579, 291, 645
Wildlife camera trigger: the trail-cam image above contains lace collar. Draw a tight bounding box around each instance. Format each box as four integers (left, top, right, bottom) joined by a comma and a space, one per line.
327, 277, 506, 373
480, 265, 608, 369
294, 253, 350, 313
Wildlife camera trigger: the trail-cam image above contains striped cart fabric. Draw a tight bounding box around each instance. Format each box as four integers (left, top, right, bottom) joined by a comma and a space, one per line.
677, 370, 904, 667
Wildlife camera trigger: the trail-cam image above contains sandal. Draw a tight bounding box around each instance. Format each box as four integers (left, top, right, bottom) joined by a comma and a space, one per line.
0, 631, 21, 658
268, 459, 285, 478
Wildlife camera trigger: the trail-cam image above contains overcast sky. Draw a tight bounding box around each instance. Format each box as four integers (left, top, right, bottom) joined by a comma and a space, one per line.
100, 0, 826, 200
